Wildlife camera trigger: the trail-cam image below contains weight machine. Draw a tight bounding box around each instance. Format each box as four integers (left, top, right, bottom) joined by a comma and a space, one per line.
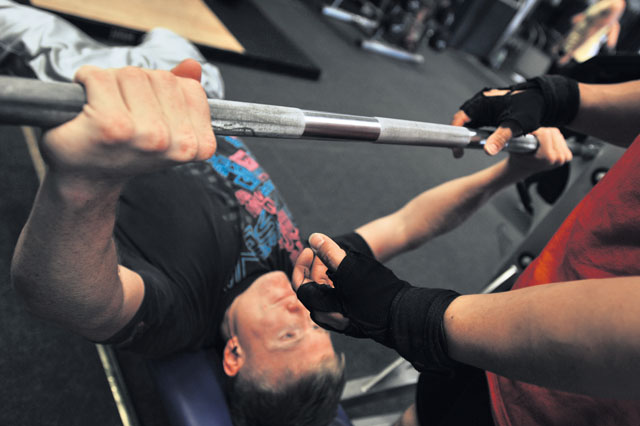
321, 0, 459, 63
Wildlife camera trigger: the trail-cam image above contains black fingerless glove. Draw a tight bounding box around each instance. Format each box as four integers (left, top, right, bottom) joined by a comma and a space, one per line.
460, 75, 580, 134
297, 250, 461, 373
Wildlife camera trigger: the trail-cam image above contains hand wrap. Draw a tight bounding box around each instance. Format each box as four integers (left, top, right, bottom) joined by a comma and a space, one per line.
297, 250, 461, 372
460, 75, 580, 134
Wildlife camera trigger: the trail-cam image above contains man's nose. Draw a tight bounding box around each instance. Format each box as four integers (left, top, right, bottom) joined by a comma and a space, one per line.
286, 298, 317, 327
286, 298, 305, 314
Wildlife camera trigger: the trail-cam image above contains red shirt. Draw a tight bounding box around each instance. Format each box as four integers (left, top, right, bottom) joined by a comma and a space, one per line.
487, 135, 640, 426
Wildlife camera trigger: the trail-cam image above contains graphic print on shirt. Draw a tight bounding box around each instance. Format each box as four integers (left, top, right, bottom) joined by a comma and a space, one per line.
208, 137, 303, 290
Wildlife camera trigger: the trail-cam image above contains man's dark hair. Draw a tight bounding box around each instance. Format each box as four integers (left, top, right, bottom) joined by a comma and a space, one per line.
226, 355, 346, 426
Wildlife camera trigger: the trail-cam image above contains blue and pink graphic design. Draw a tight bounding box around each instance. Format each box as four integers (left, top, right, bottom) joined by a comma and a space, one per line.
208, 137, 303, 289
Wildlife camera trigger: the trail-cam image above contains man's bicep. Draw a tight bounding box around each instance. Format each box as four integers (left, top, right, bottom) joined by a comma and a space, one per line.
113, 265, 145, 334
76, 264, 145, 342
96, 257, 212, 357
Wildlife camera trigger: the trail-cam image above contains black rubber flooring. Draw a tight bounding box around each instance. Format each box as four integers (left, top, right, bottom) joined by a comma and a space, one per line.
0, 0, 536, 424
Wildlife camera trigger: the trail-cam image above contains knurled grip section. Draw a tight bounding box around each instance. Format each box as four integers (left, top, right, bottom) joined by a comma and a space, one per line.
375, 117, 471, 147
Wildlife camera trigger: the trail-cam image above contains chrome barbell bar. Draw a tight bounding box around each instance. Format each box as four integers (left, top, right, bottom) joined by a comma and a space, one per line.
0, 75, 538, 153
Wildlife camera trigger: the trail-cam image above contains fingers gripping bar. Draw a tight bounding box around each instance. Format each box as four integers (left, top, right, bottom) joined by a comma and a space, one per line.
0, 76, 538, 153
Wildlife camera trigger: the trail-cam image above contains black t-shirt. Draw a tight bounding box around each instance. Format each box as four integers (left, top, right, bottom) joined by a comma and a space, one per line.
102, 136, 372, 358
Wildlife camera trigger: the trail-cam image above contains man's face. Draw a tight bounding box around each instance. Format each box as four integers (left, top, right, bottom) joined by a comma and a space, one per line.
225, 271, 335, 381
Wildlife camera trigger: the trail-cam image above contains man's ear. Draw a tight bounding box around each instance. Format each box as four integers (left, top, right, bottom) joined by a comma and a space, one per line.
222, 336, 245, 377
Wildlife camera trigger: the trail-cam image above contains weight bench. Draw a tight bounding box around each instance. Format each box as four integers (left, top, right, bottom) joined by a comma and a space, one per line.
147, 349, 353, 426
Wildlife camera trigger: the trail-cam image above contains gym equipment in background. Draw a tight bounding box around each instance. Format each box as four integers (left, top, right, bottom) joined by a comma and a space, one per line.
320, 0, 459, 63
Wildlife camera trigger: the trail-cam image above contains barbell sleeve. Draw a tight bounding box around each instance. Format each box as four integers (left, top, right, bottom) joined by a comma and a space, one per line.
0, 75, 538, 153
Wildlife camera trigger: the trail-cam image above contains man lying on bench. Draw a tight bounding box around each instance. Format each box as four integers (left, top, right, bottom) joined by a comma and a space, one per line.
10, 59, 570, 426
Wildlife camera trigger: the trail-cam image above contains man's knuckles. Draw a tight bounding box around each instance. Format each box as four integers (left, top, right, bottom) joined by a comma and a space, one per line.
91, 110, 136, 145
167, 130, 200, 162
132, 120, 171, 152
149, 69, 178, 87
196, 134, 217, 160
73, 65, 212, 165
74, 65, 113, 85
117, 66, 149, 83
180, 76, 207, 97
94, 112, 203, 163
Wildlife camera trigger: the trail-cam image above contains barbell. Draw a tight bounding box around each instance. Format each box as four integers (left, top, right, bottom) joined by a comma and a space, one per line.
0, 75, 538, 153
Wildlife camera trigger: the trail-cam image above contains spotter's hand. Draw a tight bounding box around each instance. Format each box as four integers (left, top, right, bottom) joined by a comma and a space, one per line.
450, 87, 542, 156
450, 75, 580, 156
452, 110, 573, 174
292, 234, 350, 332
292, 233, 462, 372
293, 231, 409, 343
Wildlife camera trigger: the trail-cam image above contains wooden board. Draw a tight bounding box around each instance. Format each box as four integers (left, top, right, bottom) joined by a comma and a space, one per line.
32, 0, 245, 53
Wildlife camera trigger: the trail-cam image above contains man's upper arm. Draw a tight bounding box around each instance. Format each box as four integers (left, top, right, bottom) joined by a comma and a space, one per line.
109, 265, 145, 337
77, 264, 145, 342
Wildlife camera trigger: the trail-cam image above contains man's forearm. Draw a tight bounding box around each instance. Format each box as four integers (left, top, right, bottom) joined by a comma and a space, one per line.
444, 276, 640, 398
398, 159, 525, 244
570, 80, 640, 147
11, 62, 212, 341
11, 172, 132, 339
358, 158, 524, 262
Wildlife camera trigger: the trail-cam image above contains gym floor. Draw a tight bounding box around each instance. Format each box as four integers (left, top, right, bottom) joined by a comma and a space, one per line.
0, 1, 542, 424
